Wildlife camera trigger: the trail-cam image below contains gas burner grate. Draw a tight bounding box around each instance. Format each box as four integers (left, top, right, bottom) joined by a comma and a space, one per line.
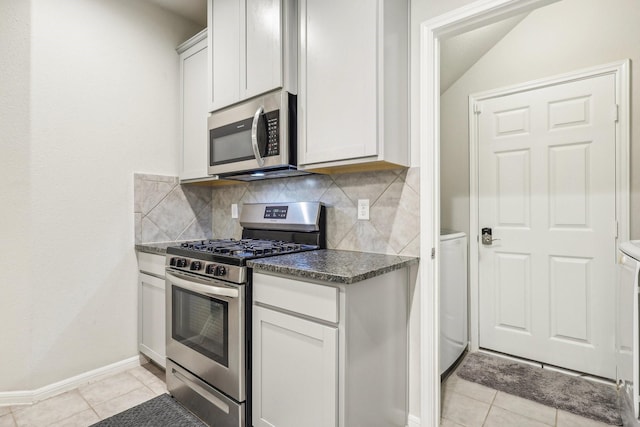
178, 239, 311, 259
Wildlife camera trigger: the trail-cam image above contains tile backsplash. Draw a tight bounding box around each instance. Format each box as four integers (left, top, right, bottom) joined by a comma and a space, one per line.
134, 173, 213, 243
134, 168, 419, 257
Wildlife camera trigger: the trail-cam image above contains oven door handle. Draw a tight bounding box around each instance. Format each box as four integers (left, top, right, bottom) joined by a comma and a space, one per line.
166, 272, 239, 299
251, 105, 266, 167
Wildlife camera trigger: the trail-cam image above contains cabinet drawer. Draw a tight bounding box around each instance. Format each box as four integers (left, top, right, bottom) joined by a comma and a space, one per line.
253, 273, 339, 323
137, 252, 166, 277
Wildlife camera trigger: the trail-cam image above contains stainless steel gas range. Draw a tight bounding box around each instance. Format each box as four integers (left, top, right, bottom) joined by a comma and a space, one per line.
164, 202, 325, 427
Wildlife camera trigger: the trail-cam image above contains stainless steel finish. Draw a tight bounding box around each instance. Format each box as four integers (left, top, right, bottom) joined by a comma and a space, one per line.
174, 370, 230, 414
165, 200, 325, 426
208, 89, 291, 176
240, 201, 322, 232
166, 269, 246, 402
251, 105, 266, 167
218, 167, 310, 182
167, 360, 245, 427
166, 271, 239, 299
481, 236, 500, 245
165, 257, 246, 284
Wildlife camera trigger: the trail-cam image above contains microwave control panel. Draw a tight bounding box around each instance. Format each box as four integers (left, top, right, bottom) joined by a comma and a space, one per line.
266, 110, 279, 156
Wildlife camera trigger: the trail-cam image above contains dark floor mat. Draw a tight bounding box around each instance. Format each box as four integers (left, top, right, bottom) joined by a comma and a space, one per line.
90, 393, 207, 427
456, 352, 622, 425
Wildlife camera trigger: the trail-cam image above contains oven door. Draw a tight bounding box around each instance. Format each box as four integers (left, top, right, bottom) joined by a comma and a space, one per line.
166, 270, 245, 402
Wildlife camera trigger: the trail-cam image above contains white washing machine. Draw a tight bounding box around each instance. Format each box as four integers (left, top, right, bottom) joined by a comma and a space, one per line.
440, 230, 468, 375
618, 241, 640, 423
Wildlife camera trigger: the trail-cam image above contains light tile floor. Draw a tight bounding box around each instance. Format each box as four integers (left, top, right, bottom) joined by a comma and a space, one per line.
441, 368, 615, 427
0, 363, 166, 427
0, 360, 617, 427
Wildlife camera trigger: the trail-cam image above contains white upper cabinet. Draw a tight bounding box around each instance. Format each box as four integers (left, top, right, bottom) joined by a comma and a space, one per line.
178, 30, 209, 182
208, 0, 296, 112
298, 0, 409, 171
209, 0, 240, 110
244, 0, 281, 98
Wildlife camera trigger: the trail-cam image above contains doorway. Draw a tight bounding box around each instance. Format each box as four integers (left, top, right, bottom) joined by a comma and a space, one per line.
420, 0, 632, 425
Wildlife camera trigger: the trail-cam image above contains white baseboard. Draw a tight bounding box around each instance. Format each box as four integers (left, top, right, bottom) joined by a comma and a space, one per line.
408, 413, 421, 427
0, 356, 141, 407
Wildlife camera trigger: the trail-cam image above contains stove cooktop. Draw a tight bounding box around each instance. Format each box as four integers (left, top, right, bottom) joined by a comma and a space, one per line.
167, 238, 319, 266
166, 203, 324, 283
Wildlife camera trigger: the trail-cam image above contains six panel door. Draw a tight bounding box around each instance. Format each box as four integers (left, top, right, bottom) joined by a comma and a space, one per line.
477, 73, 617, 379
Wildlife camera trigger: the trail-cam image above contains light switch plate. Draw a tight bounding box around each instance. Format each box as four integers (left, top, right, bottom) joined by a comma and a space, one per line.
231, 203, 238, 219
357, 199, 369, 220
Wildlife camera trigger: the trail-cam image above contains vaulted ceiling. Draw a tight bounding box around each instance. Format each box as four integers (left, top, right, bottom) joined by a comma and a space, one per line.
144, 0, 207, 27
440, 13, 528, 94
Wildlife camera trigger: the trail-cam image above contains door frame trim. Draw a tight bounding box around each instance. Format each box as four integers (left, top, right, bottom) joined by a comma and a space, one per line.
467, 60, 631, 352
419, 1, 560, 425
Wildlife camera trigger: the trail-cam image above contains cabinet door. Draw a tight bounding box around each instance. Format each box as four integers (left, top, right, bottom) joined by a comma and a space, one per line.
180, 38, 209, 181
244, 0, 282, 99
209, 0, 241, 111
253, 306, 337, 427
138, 273, 166, 367
299, 0, 378, 165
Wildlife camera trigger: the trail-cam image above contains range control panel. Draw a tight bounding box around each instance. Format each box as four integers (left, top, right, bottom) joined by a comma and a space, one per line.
167, 257, 245, 284
264, 205, 288, 219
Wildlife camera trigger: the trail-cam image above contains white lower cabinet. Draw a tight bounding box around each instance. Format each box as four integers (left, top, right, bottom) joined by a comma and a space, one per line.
253, 306, 337, 427
252, 270, 408, 427
137, 252, 166, 367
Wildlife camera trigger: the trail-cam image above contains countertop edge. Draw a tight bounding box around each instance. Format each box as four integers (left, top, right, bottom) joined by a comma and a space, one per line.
135, 243, 171, 255
135, 244, 421, 284
248, 253, 419, 285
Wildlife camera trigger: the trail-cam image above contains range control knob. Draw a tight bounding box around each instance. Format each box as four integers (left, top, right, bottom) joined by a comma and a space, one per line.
205, 264, 216, 275
190, 261, 202, 271
175, 258, 187, 268
215, 266, 227, 276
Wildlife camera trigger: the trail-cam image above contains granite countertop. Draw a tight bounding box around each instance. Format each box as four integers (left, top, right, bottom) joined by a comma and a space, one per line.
247, 249, 419, 284
135, 242, 178, 255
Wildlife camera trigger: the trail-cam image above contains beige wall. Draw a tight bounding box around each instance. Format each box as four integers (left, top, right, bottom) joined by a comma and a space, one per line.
441, 0, 640, 239
0, 0, 32, 393
0, 0, 201, 391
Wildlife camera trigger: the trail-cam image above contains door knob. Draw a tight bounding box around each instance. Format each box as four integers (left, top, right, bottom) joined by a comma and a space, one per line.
481, 227, 500, 245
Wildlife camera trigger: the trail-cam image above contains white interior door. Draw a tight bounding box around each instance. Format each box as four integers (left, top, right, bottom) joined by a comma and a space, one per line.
476, 73, 617, 379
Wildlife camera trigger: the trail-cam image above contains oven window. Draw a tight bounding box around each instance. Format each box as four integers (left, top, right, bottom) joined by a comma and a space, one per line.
172, 287, 229, 367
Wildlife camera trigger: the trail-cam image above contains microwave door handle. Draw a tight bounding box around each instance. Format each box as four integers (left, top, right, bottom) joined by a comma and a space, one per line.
251, 105, 266, 167
166, 272, 239, 299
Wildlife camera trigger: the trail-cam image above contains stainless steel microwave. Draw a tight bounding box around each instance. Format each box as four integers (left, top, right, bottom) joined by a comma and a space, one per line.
208, 90, 307, 181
